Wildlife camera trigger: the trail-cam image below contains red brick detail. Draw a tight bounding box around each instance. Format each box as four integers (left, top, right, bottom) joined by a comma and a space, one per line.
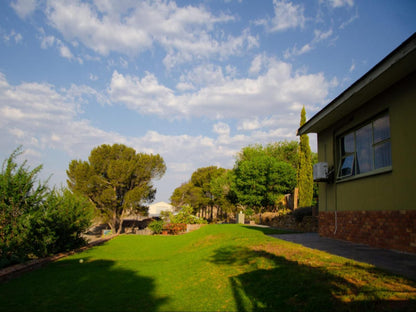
319, 210, 416, 253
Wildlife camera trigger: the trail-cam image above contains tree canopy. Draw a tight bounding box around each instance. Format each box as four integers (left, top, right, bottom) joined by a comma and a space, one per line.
234, 149, 296, 213
67, 144, 166, 233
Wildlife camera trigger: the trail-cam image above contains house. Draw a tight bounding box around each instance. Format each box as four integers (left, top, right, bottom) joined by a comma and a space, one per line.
297, 33, 416, 253
148, 201, 175, 217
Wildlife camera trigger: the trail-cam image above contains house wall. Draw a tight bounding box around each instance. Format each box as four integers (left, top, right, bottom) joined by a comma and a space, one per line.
317, 72, 416, 252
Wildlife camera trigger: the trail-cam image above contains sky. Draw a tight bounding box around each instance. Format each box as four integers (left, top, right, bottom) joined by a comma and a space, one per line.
1, 0, 415, 204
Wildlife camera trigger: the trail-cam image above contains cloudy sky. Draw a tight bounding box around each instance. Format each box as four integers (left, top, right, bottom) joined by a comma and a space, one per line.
1, 0, 415, 203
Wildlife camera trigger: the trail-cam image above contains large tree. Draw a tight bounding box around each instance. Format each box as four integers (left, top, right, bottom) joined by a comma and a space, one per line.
234, 150, 296, 213
67, 144, 166, 234
298, 106, 314, 207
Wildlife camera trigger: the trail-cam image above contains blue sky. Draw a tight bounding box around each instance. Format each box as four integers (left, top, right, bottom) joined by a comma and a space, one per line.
1, 0, 415, 203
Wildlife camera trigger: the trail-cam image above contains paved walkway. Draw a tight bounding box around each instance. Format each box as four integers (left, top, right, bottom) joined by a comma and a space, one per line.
270, 233, 416, 281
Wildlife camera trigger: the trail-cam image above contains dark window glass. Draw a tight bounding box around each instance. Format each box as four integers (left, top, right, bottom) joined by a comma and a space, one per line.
356, 124, 372, 174
373, 115, 390, 143
375, 141, 391, 169
338, 114, 391, 179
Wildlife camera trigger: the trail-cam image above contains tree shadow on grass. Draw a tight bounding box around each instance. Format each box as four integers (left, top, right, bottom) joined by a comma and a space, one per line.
211, 246, 416, 312
0, 258, 168, 312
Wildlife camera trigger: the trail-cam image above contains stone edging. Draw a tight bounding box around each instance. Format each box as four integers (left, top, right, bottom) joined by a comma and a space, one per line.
0, 235, 118, 283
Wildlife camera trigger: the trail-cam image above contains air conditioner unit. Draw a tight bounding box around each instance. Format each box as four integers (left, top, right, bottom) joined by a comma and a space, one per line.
313, 162, 328, 182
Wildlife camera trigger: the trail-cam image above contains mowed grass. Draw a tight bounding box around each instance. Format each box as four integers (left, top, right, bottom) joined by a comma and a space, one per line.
1, 225, 415, 311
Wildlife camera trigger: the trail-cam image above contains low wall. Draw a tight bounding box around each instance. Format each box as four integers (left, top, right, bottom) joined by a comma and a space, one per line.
319, 211, 416, 253
259, 212, 318, 232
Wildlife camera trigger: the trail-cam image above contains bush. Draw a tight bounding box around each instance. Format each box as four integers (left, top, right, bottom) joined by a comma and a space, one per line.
170, 205, 207, 225
30, 189, 94, 257
148, 220, 164, 234
163, 223, 186, 235
0, 147, 93, 268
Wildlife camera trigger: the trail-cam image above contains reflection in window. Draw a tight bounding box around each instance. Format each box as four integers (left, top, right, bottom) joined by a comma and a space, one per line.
356, 124, 372, 174
338, 114, 391, 179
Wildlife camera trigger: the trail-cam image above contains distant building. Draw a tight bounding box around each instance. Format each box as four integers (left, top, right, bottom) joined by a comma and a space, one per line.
298, 33, 416, 253
148, 201, 175, 217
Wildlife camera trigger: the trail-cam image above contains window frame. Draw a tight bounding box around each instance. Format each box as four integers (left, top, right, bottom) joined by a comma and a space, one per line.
336, 112, 392, 182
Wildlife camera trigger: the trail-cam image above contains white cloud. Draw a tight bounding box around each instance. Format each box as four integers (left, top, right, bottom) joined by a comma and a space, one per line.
326, 0, 354, 8
41, 35, 55, 49
257, 0, 305, 32
3, 30, 23, 44
89, 73, 99, 81
213, 122, 230, 136
249, 54, 265, 74
109, 58, 330, 120
349, 60, 356, 73
58, 43, 73, 60
284, 28, 333, 58
43, 0, 254, 69
11, 0, 37, 19
0, 72, 120, 158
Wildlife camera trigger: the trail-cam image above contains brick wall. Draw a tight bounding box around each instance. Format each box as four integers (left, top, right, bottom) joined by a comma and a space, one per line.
319, 211, 416, 253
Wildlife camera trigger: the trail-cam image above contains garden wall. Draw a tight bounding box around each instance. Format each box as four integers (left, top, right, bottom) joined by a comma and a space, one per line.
258, 211, 318, 232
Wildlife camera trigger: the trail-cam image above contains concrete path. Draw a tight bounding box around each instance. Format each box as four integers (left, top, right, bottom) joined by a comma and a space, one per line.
270, 233, 416, 281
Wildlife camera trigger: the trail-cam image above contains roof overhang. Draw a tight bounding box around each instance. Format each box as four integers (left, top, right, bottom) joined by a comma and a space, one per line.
298, 33, 416, 135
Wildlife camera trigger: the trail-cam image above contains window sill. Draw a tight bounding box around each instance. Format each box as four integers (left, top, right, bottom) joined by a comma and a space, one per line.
336, 166, 392, 183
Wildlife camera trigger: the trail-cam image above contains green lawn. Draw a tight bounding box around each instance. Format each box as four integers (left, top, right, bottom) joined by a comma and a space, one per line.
1, 224, 415, 311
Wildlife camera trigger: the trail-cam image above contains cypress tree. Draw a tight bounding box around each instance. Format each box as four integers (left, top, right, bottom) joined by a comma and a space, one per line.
298, 106, 313, 207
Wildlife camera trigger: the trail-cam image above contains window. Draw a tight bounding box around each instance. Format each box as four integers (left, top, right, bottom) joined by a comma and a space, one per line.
338, 114, 391, 179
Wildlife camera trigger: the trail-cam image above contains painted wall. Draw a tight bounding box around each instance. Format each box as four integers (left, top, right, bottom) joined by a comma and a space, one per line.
317, 72, 416, 212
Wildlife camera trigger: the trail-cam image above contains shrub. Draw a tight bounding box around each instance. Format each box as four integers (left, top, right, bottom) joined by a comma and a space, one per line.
163, 223, 186, 235
170, 205, 207, 225
0, 147, 93, 268
30, 189, 94, 257
148, 220, 164, 234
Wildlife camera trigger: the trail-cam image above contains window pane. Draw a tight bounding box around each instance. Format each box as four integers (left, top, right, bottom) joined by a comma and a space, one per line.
356, 124, 373, 173
341, 133, 354, 155
375, 141, 391, 169
374, 115, 390, 143
339, 154, 354, 177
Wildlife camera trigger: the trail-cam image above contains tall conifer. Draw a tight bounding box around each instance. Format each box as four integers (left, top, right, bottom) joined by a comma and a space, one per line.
298, 106, 313, 207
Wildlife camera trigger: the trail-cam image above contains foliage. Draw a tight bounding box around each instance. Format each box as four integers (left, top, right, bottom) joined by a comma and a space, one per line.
209, 169, 238, 216
1, 225, 415, 311
298, 107, 314, 207
0, 147, 93, 268
0, 147, 47, 266
170, 181, 204, 209
170, 205, 207, 225
67, 144, 166, 234
148, 220, 164, 234
233, 150, 297, 213
170, 166, 232, 221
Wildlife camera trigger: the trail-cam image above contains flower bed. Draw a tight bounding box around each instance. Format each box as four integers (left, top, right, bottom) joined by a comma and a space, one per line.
163, 223, 187, 235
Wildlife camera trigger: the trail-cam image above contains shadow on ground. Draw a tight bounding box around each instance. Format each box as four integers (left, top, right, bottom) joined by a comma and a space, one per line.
211, 245, 416, 312
0, 258, 168, 312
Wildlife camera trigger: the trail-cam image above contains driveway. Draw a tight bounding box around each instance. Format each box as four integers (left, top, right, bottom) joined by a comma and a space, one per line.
270, 233, 416, 281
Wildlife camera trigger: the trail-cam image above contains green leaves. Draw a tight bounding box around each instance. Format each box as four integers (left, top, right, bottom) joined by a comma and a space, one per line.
67, 144, 166, 233
233, 145, 297, 212
1, 147, 93, 268
298, 107, 314, 207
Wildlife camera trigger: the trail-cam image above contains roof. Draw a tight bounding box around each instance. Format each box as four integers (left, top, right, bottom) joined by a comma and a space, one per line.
298, 33, 416, 135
